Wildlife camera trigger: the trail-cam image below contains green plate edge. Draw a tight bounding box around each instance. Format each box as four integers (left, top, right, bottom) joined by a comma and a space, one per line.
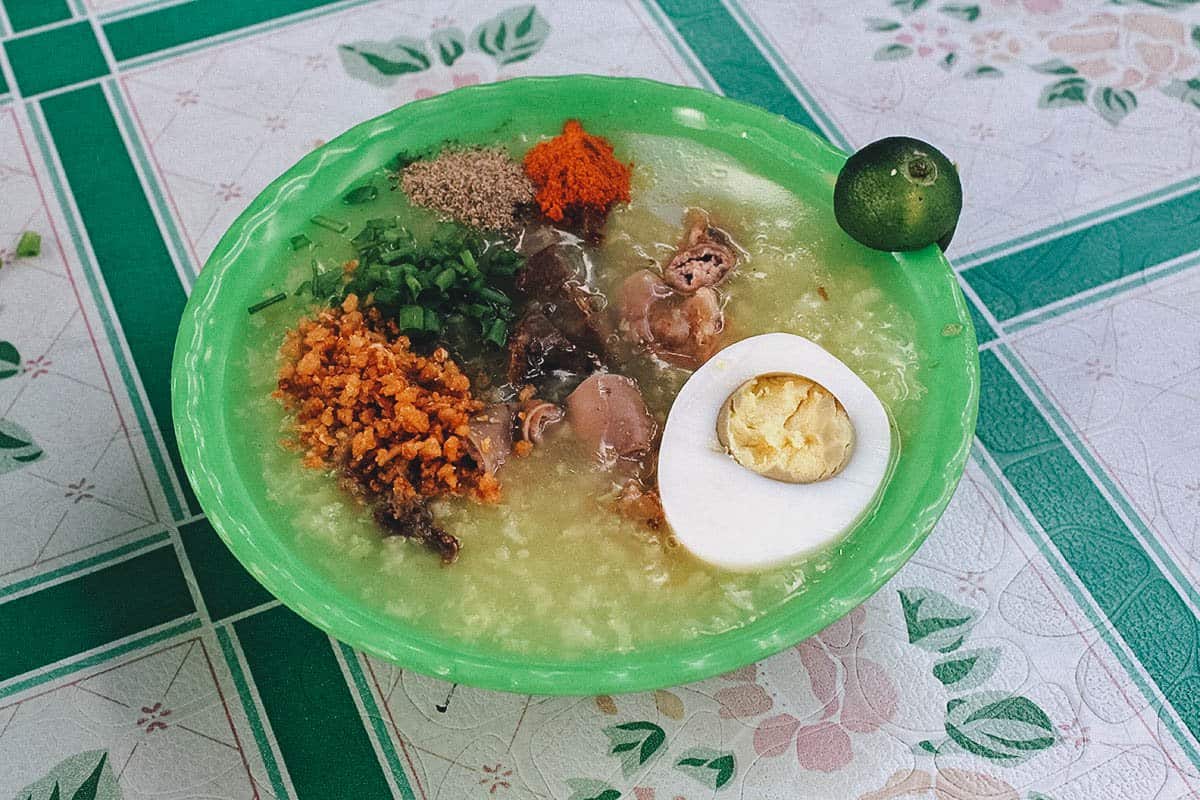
172, 75, 979, 695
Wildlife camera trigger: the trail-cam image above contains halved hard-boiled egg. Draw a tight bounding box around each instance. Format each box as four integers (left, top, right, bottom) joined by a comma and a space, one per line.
659, 333, 892, 571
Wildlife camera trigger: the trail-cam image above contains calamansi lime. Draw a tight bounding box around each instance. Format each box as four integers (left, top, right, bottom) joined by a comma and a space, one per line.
833, 137, 962, 252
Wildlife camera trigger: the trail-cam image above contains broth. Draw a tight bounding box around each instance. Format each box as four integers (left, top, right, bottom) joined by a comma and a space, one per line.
237, 132, 922, 657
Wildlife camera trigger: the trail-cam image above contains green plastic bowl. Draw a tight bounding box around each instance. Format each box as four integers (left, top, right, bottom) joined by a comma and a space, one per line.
173, 76, 979, 695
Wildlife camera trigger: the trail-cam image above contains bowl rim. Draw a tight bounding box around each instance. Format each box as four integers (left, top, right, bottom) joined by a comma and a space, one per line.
172, 74, 980, 695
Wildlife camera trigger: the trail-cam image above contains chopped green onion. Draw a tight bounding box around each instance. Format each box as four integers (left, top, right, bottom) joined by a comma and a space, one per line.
459, 250, 477, 270
423, 309, 442, 333
433, 268, 457, 291
342, 185, 378, 205
311, 214, 349, 234
298, 259, 342, 299
483, 318, 507, 346
477, 286, 511, 305
248, 292, 287, 314
289, 234, 312, 251
16, 231, 41, 258
396, 305, 425, 331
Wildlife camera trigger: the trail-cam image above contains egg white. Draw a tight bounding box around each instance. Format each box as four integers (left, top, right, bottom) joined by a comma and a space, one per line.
659, 333, 893, 571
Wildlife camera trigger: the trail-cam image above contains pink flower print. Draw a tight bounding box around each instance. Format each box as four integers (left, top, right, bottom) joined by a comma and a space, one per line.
1046, 12, 1198, 90
715, 663, 773, 719
989, 0, 1061, 12
895, 19, 958, 59
174, 89, 198, 107
136, 702, 172, 733
217, 182, 242, 201
969, 123, 995, 141
858, 769, 1019, 800
794, 721, 854, 771
24, 355, 51, 378
478, 762, 512, 794
752, 606, 898, 773
1085, 358, 1114, 381
969, 30, 1023, 64
1057, 718, 1089, 749
65, 478, 94, 503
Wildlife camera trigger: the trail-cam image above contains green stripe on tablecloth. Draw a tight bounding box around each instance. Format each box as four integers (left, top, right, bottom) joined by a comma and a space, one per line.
216, 626, 293, 800
103, 0, 345, 62
0, 619, 200, 701
1, 0, 70, 33
0, 546, 194, 682
963, 184, 1200, 320
1006, 249, 1200, 334
3, 22, 108, 96
27, 105, 184, 521
235, 605, 395, 798
41, 85, 198, 517
956, 174, 1200, 270
0, 69, 9, 97
965, 296, 996, 344
1001, 346, 1200, 615
972, 449, 1200, 768
179, 519, 274, 622
0, 529, 170, 600
637, 0, 717, 92
337, 642, 418, 800
977, 350, 1200, 743
721, 0, 851, 151
107, 79, 197, 285
650, 0, 822, 135
99, 0, 190, 24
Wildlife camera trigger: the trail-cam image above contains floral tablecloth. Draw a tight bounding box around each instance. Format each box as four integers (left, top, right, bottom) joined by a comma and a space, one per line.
2, 1, 1200, 798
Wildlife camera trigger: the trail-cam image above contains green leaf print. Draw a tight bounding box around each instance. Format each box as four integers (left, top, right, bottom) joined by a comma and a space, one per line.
891, 0, 929, 12
564, 779, 621, 800
11, 751, 121, 800
0, 341, 19, 379
338, 37, 431, 86
1031, 59, 1077, 75
429, 27, 466, 66
865, 17, 902, 31
965, 65, 1002, 79
1027, 793, 1056, 800
1038, 77, 1089, 109
472, 5, 551, 66
1112, 0, 1199, 7
603, 721, 666, 776
1164, 77, 1200, 109
941, 51, 958, 71
939, 4, 981, 22
1192, 25, 1199, 51
898, 588, 978, 652
674, 747, 736, 790
875, 44, 914, 61
941, 692, 1056, 764
1093, 86, 1137, 126
0, 418, 44, 474
933, 647, 1000, 691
